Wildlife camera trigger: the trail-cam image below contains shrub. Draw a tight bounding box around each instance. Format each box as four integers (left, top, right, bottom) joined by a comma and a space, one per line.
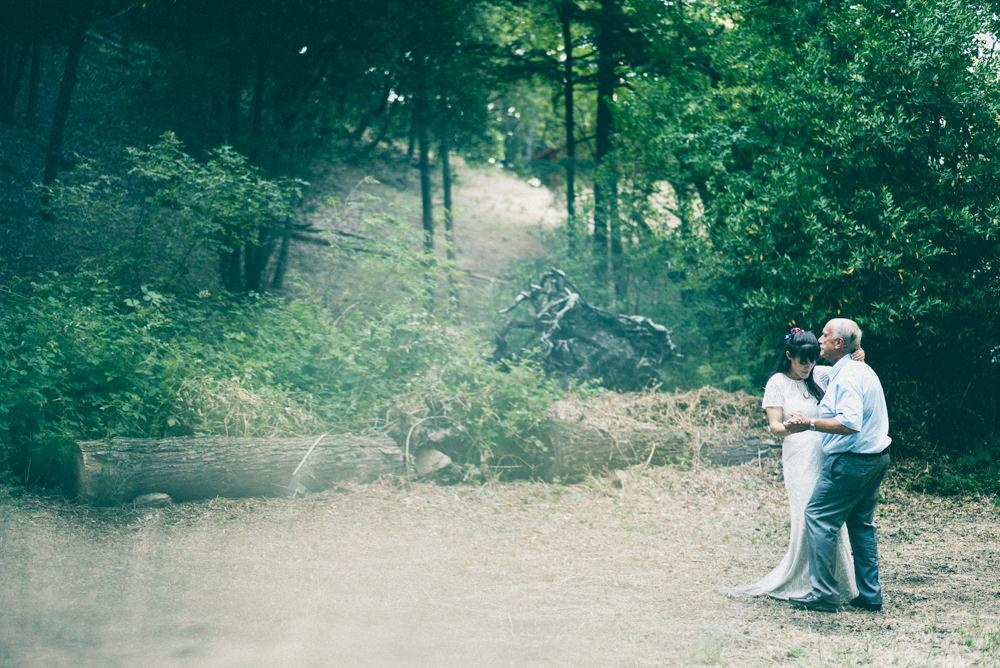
42, 132, 305, 292
0, 268, 562, 484
911, 443, 1000, 497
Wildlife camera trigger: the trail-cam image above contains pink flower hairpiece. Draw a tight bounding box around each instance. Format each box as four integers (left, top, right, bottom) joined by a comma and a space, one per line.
784, 327, 804, 342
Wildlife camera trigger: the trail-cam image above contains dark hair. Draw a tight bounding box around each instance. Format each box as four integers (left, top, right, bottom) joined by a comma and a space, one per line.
774, 329, 823, 402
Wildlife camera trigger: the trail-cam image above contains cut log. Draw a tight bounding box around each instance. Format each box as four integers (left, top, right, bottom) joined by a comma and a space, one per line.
699, 435, 779, 467
74, 435, 402, 505
545, 399, 689, 481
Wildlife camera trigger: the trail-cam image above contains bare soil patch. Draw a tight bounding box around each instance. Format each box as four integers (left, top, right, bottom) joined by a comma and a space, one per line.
2, 462, 996, 666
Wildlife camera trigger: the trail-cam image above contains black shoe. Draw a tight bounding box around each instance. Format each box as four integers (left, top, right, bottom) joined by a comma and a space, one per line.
849, 596, 883, 612
788, 592, 841, 613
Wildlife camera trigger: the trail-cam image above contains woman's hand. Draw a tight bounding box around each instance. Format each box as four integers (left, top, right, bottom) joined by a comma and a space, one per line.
851, 348, 866, 362
783, 412, 811, 434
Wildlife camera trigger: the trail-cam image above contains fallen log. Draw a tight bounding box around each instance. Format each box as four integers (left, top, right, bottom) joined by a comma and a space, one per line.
544, 389, 777, 481
74, 434, 403, 505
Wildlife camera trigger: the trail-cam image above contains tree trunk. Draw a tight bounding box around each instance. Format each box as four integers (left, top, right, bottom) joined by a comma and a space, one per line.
593, 0, 620, 299
226, 49, 241, 145
406, 108, 417, 160
249, 50, 267, 157
545, 397, 777, 482
1, 38, 30, 122
219, 249, 242, 291
350, 81, 391, 143
24, 38, 40, 126
441, 129, 456, 263
74, 435, 403, 505
441, 126, 459, 305
559, 0, 577, 241
271, 220, 292, 290
416, 95, 434, 256
355, 100, 396, 159
43, 0, 93, 184
243, 242, 266, 292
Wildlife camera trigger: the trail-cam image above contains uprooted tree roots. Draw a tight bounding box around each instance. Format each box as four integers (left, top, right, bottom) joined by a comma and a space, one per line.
494, 269, 679, 390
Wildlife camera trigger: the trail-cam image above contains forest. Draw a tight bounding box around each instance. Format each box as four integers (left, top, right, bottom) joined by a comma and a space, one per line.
1, 0, 999, 496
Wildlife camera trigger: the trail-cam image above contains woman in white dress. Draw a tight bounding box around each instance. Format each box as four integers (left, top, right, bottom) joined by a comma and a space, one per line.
726, 328, 859, 601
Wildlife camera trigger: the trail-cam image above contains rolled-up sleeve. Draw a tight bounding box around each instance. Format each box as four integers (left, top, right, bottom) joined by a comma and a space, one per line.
821, 380, 863, 432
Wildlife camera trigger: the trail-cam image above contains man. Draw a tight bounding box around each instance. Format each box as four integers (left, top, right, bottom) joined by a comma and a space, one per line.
784, 318, 891, 612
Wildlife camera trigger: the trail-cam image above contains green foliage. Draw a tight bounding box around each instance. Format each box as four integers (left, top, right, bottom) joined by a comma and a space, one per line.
911, 443, 1000, 497
399, 354, 561, 480
43, 132, 305, 291
0, 263, 561, 483
615, 0, 1000, 454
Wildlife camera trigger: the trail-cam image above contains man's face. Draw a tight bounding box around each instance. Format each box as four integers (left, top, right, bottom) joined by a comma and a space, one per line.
819, 322, 839, 358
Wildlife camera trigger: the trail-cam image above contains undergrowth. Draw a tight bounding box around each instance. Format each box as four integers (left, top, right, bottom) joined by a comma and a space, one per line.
0, 268, 562, 485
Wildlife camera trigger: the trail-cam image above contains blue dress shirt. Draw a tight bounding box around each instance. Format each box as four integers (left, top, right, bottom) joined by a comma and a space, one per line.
818, 356, 892, 455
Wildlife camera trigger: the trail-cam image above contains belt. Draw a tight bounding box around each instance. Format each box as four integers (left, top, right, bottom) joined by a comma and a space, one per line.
842, 448, 890, 458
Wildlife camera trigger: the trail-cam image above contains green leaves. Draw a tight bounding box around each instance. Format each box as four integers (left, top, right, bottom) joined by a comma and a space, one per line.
0, 266, 563, 482
43, 132, 306, 292
614, 0, 1000, 453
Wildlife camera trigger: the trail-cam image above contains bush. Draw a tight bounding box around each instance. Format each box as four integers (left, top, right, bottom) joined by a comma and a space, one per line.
42, 132, 305, 292
0, 267, 562, 484
909, 440, 1000, 497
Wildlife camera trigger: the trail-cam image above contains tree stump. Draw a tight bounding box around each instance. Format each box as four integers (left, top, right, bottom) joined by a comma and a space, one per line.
74, 434, 402, 505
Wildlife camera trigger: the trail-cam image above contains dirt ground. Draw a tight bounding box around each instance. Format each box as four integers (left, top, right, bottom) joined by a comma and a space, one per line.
2, 462, 997, 667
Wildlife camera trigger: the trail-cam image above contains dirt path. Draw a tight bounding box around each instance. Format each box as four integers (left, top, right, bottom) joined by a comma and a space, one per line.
450, 164, 562, 279
449, 164, 561, 325
2, 465, 997, 666
300, 156, 561, 326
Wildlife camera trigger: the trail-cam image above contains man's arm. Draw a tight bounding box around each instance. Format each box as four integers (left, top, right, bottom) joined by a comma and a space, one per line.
785, 414, 858, 435
786, 369, 864, 435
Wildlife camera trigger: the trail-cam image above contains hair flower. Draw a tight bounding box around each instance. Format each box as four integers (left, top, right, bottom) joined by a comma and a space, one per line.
784, 326, 804, 342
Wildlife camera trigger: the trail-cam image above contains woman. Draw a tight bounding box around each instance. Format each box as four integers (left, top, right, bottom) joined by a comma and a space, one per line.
725, 328, 859, 601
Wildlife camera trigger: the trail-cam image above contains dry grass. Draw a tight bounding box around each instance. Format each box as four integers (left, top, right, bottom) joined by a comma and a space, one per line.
174, 375, 326, 437
2, 460, 996, 666
555, 388, 768, 461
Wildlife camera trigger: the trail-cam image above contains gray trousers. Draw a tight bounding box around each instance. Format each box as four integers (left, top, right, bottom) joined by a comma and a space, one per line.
804, 451, 890, 602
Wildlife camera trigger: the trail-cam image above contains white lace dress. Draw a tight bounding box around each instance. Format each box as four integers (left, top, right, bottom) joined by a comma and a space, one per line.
726, 368, 859, 601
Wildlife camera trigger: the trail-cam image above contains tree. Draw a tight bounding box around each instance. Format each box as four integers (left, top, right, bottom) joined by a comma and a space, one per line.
44, 133, 311, 292
390, 0, 497, 262
43, 0, 96, 184
621, 0, 1000, 453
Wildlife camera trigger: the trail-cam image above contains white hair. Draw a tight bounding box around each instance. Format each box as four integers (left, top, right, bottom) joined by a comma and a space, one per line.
827, 318, 862, 352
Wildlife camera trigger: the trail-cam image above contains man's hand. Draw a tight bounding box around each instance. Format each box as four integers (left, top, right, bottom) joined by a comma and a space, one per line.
784, 412, 812, 434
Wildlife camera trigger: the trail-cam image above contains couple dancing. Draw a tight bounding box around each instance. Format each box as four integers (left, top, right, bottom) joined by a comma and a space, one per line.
726, 318, 891, 613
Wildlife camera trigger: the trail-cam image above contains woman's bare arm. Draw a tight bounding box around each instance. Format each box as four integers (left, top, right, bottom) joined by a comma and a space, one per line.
765, 406, 789, 437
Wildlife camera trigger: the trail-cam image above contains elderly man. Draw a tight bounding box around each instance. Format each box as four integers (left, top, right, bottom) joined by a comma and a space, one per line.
784, 318, 891, 612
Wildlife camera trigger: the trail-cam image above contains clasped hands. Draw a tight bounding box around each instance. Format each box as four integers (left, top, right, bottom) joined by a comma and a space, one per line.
783, 413, 813, 434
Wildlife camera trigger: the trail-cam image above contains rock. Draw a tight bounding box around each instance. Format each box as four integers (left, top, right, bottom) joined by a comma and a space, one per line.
133, 493, 172, 508
414, 448, 453, 477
